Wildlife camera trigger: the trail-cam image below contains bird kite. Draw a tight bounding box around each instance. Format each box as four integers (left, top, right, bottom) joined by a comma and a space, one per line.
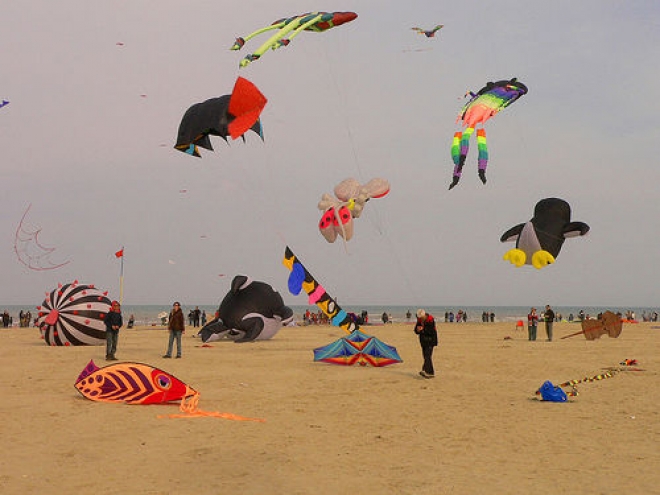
313, 329, 402, 367
75, 359, 265, 421
411, 25, 443, 37
199, 275, 294, 343
317, 177, 390, 243
36, 282, 111, 346
231, 11, 358, 68
561, 311, 622, 340
449, 78, 528, 189
174, 76, 267, 158
14, 204, 70, 271
501, 198, 590, 269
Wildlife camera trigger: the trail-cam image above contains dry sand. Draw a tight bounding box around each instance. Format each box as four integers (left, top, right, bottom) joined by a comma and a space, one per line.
1, 320, 658, 494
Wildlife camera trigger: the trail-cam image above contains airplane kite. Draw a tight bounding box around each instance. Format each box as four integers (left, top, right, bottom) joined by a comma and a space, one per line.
317, 177, 390, 243
501, 198, 589, 269
449, 78, 528, 189
75, 359, 265, 421
411, 25, 444, 37
231, 12, 358, 68
174, 76, 267, 158
14, 204, 70, 271
36, 281, 111, 346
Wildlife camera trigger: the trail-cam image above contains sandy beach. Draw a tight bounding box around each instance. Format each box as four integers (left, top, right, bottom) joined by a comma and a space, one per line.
1, 320, 658, 494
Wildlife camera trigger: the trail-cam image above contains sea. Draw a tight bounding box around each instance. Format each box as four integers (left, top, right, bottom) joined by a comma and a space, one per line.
3, 304, 658, 327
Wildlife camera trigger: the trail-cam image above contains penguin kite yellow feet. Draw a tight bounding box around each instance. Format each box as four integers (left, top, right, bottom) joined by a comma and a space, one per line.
531, 250, 555, 269
503, 248, 526, 267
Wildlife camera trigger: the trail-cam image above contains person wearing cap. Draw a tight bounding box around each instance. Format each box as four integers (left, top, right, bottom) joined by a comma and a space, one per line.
164, 302, 185, 358
105, 301, 123, 361
414, 309, 438, 378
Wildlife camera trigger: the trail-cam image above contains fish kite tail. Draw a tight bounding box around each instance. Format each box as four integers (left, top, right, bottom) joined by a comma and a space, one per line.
476, 128, 488, 184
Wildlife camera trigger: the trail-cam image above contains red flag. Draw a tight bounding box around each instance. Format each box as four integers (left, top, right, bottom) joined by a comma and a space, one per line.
115, 249, 124, 258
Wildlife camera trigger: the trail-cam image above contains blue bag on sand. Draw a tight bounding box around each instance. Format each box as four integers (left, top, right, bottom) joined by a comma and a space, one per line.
539, 380, 567, 402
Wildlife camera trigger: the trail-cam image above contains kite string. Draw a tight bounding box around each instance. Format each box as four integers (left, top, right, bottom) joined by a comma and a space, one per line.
320, 44, 422, 304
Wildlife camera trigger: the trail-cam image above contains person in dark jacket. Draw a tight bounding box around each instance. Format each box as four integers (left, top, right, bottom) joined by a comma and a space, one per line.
543, 304, 555, 341
414, 309, 438, 378
105, 301, 123, 361
164, 302, 185, 358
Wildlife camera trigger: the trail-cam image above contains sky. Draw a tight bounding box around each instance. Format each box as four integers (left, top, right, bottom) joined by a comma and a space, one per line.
1, 1, 659, 308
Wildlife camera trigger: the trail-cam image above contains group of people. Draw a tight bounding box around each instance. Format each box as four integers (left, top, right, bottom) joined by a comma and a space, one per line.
526, 305, 555, 341
187, 307, 206, 327
104, 301, 186, 361
444, 310, 469, 323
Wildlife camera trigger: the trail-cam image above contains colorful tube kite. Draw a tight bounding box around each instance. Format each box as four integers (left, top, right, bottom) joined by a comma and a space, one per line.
231, 12, 358, 68
282, 246, 358, 334
174, 77, 267, 158
449, 78, 528, 189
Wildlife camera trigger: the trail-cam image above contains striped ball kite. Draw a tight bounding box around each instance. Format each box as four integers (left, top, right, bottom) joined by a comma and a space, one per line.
36, 281, 111, 346
449, 78, 528, 190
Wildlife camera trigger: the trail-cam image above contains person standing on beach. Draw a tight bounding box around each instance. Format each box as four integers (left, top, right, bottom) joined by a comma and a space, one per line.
543, 305, 555, 341
164, 302, 185, 358
527, 307, 539, 341
414, 309, 438, 378
105, 301, 123, 361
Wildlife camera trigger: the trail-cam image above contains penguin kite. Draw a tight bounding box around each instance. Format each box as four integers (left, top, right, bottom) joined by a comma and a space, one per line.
500, 198, 590, 269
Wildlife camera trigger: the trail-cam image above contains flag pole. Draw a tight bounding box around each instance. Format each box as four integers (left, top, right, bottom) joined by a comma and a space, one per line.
119, 246, 124, 305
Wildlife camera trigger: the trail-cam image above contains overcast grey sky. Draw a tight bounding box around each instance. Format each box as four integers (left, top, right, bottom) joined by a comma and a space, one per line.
2, 1, 659, 308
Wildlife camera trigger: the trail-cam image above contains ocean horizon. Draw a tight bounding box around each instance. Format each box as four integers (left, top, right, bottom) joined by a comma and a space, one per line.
3, 304, 658, 327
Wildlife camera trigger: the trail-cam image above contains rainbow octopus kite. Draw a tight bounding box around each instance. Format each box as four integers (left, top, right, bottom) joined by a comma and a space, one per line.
231, 11, 358, 68
318, 177, 390, 243
449, 78, 528, 190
